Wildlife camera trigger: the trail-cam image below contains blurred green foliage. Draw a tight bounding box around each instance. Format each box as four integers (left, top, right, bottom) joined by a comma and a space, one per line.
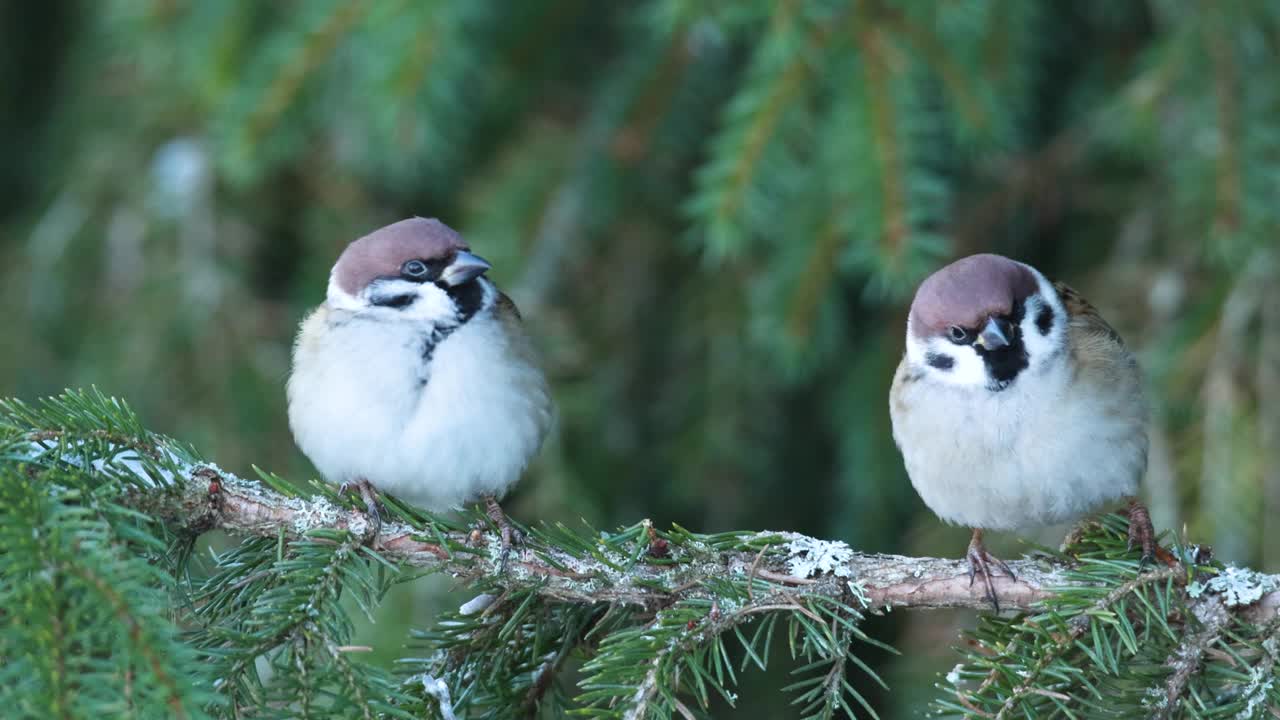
1, 1, 1277, 716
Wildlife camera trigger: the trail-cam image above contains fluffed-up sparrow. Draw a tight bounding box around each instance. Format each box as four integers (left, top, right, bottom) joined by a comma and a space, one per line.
287, 218, 554, 546
889, 253, 1155, 610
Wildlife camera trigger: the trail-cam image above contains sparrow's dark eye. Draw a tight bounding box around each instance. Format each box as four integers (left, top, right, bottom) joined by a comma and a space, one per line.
947, 325, 970, 344
401, 259, 430, 279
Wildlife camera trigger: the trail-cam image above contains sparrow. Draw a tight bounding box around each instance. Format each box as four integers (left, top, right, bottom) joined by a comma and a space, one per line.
888, 253, 1155, 611
286, 218, 554, 548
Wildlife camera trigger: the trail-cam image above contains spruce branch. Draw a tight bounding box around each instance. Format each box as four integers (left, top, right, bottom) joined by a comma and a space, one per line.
688, 0, 832, 261
40, 455, 1279, 623
854, 3, 909, 262
939, 517, 1280, 718
243, 0, 370, 145
7, 390, 1280, 719
989, 566, 1183, 719
116, 460, 1091, 612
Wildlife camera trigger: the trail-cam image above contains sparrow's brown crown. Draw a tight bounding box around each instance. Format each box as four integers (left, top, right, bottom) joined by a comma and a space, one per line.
334, 218, 469, 295
909, 253, 1039, 337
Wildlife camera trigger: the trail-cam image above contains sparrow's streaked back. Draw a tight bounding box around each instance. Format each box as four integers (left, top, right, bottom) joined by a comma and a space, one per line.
889, 253, 1154, 609
287, 218, 553, 535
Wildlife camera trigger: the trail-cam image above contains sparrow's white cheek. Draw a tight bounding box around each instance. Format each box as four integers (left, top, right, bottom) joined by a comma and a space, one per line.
906, 326, 983, 389
398, 283, 459, 324
357, 279, 461, 325
905, 335, 987, 387
930, 343, 988, 387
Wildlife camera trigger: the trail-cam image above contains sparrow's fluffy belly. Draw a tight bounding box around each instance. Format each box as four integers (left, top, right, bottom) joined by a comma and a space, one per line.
287, 308, 553, 510
890, 365, 1146, 530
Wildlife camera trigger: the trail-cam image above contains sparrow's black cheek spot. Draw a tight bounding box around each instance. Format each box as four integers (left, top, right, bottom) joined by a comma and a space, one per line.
371, 293, 416, 309
925, 352, 954, 371
1036, 304, 1054, 336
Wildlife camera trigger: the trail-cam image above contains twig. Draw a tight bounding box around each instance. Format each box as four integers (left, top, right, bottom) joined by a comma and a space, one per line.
754, 568, 817, 586
623, 633, 671, 720
746, 545, 769, 601
1153, 597, 1231, 720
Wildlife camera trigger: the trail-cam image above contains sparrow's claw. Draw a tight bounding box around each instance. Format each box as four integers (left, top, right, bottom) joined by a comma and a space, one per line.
484, 495, 523, 573
1126, 499, 1157, 567
340, 479, 384, 543
966, 529, 1015, 613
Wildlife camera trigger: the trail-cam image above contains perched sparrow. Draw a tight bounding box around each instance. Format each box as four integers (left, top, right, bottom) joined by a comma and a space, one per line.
287, 218, 553, 545
889, 254, 1155, 610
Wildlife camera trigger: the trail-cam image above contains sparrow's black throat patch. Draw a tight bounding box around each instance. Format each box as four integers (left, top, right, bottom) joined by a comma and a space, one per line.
445, 279, 484, 324
974, 299, 1029, 391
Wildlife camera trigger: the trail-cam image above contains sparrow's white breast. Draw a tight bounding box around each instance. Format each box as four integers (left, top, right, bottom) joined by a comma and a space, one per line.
287, 305, 553, 510
889, 357, 1147, 530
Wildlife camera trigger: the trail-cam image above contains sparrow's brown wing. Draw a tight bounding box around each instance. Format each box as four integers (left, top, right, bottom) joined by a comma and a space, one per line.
493, 290, 546, 369
888, 355, 922, 452
491, 290, 555, 431
1052, 282, 1149, 502
496, 291, 523, 322
1053, 279, 1146, 427
1053, 280, 1124, 347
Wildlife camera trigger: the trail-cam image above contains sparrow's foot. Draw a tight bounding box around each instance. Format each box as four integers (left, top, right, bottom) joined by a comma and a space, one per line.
1125, 498, 1157, 567
966, 529, 1016, 613
484, 495, 523, 572
339, 478, 385, 542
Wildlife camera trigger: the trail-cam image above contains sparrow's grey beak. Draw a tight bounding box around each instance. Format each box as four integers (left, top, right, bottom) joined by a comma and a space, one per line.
440, 251, 491, 287
975, 317, 1010, 351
